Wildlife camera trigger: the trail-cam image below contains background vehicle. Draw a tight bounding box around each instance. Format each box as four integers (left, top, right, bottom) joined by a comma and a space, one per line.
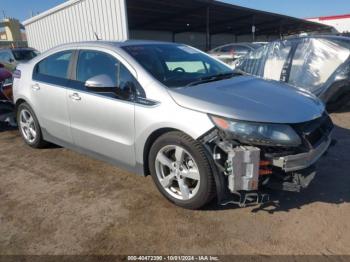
234, 36, 350, 111
0, 63, 15, 126
0, 47, 39, 71
209, 42, 266, 66
0, 63, 13, 101
13, 41, 332, 209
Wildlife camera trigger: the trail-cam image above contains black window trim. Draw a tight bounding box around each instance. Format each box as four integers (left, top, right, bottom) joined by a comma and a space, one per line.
68, 49, 146, 102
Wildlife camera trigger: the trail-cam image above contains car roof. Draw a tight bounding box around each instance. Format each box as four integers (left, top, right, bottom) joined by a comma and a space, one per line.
53, 40, 183, 50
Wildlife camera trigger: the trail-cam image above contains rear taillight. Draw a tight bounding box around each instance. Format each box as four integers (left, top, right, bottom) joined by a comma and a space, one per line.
13, 69, 21, 79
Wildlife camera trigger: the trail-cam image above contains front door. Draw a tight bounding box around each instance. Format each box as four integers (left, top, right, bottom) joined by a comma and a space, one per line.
67, 49, 136, 167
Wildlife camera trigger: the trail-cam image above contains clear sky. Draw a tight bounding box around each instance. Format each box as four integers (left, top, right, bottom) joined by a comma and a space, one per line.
1, 0, 350, 22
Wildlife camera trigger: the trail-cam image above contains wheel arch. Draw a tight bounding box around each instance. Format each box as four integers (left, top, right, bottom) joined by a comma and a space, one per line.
143, 127, 181, 177
15, 98, 27, 114
142, 127, 225, 204
144, 127, 228, 204
14, 98, 43, 128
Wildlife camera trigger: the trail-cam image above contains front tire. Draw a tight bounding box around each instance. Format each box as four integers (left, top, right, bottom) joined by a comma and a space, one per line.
149, 131, 215, 209
17, 102, 47, 148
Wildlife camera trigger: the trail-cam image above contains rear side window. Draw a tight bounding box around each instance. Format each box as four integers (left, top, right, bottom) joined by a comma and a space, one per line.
0, 51, 11, 61
219, 45, 235, 53
233, 45, 251, 53
12, 50, 38, 61
34, 51, 72, 81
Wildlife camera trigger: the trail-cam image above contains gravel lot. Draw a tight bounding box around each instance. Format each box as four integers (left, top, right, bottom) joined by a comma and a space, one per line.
0, 110, 349, 255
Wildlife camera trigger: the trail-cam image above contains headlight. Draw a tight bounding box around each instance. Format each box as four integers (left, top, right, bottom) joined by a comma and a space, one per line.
210, 115, 301, 147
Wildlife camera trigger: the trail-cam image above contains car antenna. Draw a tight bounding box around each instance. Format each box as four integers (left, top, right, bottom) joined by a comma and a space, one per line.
89, 21, 101, 40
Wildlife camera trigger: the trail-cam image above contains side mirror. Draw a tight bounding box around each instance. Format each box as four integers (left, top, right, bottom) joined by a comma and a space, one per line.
85, 74, 134, 100
9, 58, 15, 63
85, 74, 116, 92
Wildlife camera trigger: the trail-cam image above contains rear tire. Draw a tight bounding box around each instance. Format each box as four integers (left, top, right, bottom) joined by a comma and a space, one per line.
149, 131, 215, 209
17, 102, 48, 148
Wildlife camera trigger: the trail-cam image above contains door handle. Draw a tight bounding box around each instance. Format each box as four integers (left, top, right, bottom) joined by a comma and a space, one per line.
31, 83, 40, 91
69, 93, 81, 101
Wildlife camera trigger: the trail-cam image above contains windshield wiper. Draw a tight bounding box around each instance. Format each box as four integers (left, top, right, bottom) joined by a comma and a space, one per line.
186, 72, 241, 87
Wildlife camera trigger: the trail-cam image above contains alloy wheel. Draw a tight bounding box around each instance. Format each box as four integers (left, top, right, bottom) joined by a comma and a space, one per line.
155, 145, 201, 200
19, 109, 37, 143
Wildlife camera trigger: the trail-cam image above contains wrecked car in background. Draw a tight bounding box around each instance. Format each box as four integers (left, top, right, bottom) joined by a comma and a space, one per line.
0, 63, 13, 101
13, 41, 333, 209
0, 63, 15, 126
0, 47, 40, 72
234, 36, 350, 111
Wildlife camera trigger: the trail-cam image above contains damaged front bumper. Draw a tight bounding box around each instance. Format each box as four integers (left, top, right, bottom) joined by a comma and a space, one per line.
201, 114, 334, 206
272, 136, 332, 172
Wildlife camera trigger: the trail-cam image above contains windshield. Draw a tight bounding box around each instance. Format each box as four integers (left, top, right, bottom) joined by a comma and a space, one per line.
12, 50, 39, 61
122, 44, 233, 88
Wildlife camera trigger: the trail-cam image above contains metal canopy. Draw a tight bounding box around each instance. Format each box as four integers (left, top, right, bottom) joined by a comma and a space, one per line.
126, 0, 333, 37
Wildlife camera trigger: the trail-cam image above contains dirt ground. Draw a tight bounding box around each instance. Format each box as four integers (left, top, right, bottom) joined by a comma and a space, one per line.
0, 111, 349, 256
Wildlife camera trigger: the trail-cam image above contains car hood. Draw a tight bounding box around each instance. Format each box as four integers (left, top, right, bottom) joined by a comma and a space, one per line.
168, 76, 325, 124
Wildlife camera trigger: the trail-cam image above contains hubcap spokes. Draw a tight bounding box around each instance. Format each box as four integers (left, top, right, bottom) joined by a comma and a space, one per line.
155, 145, 200, 200
20, 110, 37, 143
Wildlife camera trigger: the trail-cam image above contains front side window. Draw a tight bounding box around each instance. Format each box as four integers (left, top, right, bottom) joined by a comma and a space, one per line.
76, 50, 118, 84
75, 50, 139, 101
123, 44, 232, 88
35, 51, 72, 80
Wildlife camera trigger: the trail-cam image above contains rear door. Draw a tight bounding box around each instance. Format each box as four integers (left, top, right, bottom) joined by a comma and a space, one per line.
66, 49, 136, 167
31, 50, 74, 143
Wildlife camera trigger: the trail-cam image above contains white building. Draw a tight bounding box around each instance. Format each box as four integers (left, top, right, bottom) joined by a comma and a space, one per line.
23, 0, 332, 52
307, 14, 350, 34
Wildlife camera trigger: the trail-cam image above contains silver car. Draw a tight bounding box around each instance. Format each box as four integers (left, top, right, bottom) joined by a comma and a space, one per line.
13, 41, 333, 209
209, 43, 265, 67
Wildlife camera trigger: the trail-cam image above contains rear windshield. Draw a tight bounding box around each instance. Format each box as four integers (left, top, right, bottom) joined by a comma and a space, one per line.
12, 50, 39, 61
122, 44, 232, 88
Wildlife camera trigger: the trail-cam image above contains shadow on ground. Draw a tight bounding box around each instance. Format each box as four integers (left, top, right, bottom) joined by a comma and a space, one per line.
0, 122, 16, 132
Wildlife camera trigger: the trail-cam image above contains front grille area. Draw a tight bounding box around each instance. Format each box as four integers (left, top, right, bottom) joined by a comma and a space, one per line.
293, 113, 334, 148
